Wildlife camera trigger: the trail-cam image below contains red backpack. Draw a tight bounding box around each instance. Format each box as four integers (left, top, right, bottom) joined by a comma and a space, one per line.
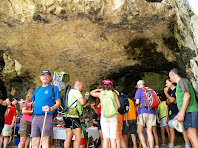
141, 87, 159, 110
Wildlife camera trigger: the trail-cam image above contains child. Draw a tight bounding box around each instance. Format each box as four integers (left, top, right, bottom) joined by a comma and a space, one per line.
53, 112, 64, 146
80, 116, 88, 148
158, 95, 170, 145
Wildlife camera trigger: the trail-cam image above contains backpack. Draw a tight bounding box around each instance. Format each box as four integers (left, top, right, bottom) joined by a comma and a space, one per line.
118, 93, 129, 115
140, 87, 159, 110
62, 88, 83, 117
52, 71, 69, 90
101, 91, 118, 118
61, 85, 71, 112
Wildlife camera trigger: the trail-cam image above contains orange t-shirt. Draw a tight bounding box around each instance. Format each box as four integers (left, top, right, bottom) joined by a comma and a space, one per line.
124, 99, 137, 120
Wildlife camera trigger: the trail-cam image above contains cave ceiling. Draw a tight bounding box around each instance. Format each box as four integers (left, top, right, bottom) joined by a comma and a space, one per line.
0, 0, 197, 98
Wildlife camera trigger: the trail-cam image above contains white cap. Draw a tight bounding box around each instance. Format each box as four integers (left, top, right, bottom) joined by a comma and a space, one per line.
136, 80, 145, 88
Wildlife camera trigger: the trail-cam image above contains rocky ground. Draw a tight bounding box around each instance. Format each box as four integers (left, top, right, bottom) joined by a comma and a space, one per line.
7, 131, 188, 148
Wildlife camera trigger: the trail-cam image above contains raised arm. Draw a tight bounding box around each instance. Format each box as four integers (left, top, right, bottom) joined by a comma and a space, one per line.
164, 102, 169, 124
164, 87, 176, 104
90, 89, 102, 99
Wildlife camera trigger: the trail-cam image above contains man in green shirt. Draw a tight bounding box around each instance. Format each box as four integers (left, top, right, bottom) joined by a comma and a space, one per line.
169, 68, 198, 148
63, 81, 88, 148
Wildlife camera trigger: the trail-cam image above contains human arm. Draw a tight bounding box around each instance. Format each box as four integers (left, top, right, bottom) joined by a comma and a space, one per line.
85, 119, 89, 128
125, 113, 129, 127
164, 87, 176, 105
77, 95, 88, 105
90, 104, 98, 114
43, 98, 61, 112
22, 106, 33, 114
90, 89, 103, 99
135, 99, 140, 106
164, 102, 169, 124
174, 91, 190, 122
114, 91, 120, 109
92, 119, 98, 125
11, 116, 16, 128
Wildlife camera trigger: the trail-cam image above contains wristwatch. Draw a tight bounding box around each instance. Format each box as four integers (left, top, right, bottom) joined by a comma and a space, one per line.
51, 106, 55, 111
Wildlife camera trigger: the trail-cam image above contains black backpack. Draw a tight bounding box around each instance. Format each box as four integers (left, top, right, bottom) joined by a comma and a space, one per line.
118, 93, 129, 115
61, 85, 71, 111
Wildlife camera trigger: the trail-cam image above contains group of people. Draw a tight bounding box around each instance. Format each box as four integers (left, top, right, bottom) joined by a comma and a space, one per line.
0, 68, 198, 148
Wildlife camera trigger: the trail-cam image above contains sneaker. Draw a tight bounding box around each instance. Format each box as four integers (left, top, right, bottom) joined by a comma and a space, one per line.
169, 143, 174, 148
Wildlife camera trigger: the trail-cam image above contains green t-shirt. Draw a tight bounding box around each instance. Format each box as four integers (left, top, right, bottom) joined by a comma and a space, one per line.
176, 78, 198, 112
158, 101, 166, 120
63, 89, 83, 118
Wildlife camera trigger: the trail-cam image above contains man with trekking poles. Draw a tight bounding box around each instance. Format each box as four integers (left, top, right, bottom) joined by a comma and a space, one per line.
31, 70, 61, 148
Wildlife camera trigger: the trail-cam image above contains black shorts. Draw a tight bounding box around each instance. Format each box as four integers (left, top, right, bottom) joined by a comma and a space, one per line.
122, 120, 137, 135
97, 120, 101, 130
64, 117, 81, 129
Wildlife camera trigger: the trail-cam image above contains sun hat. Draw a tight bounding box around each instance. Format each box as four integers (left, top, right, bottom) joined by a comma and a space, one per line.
172, 119, 183, 132
41, 70, 51, 76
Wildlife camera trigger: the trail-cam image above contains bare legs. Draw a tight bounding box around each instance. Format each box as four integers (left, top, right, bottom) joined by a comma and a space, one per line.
186, 128, 198, 148
18, 136, 29, 148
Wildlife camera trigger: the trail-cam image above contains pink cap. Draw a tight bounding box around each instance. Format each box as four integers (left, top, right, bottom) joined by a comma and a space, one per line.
102, 80, 113, 86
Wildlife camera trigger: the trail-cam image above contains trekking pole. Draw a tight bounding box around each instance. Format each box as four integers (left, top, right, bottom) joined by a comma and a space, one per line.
39, 111, 48, 148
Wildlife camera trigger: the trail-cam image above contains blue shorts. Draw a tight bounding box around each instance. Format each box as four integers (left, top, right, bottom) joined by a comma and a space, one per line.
160, 120, 167, 127
184, 112, 198, 131
168, 119, 175, 129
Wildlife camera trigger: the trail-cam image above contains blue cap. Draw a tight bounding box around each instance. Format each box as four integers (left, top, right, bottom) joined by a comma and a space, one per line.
41, 70, 51, 76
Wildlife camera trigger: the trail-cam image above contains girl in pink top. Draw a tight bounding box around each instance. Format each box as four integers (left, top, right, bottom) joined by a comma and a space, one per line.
18, 89, 34, 148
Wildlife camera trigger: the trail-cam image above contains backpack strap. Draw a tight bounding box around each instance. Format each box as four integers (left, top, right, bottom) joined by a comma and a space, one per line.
32, 86, 41, 101
51, 84, 55, 105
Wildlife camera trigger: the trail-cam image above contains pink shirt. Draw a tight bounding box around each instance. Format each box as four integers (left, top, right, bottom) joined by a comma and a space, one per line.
21, 99, 32, 122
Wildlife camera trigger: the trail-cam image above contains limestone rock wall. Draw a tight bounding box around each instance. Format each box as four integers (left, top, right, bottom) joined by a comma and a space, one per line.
174, 0, 198, 90
0, 0, 197, 99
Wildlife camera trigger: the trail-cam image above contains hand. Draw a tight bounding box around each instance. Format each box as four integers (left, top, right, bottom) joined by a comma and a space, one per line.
11, 123, 14, 128
126, 121, 129, 127
166, 118, 169, 124
42, 106, 51, 112
90, 104, 95, 109
85, 92, 90, 96
164, 87, 169, 93
174, 112, 185, 122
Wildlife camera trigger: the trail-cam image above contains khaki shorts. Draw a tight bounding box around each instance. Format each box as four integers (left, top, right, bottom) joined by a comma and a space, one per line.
20, 120, 31, 136
1, 124, 12, 136
137, 113, 156, 126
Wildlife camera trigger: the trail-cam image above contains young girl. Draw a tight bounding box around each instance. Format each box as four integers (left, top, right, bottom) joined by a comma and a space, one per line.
90, 80, 120, 148
18, 89, 34, 148
158, 95, 170, 146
